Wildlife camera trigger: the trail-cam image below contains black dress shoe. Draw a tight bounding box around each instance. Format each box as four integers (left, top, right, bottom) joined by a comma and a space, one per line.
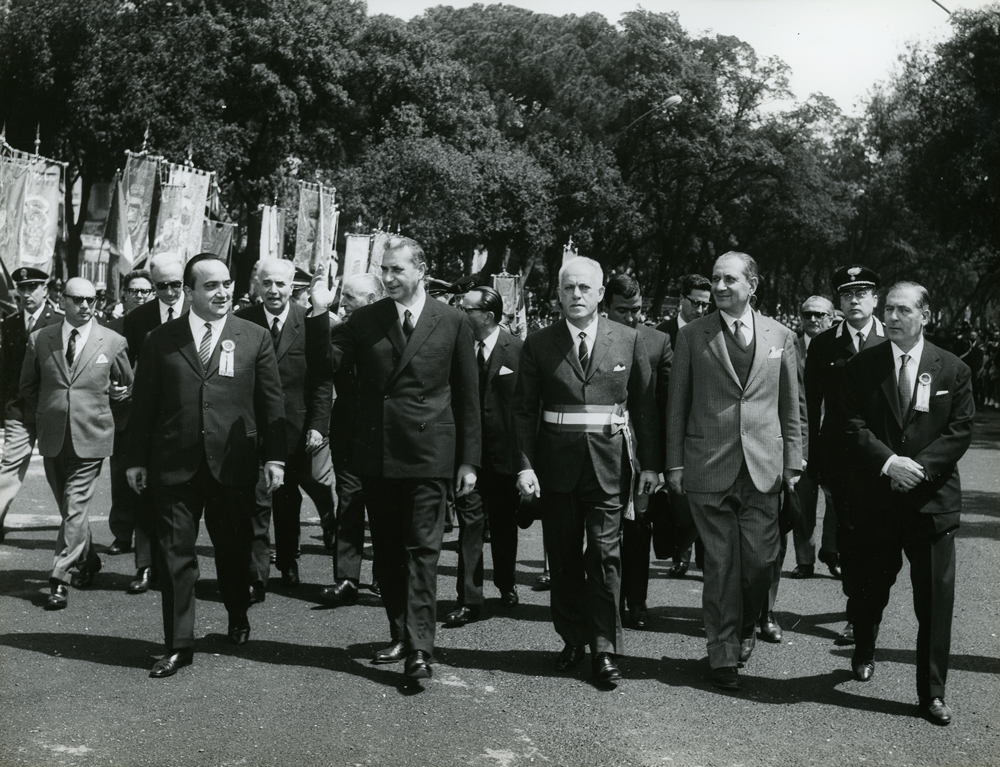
249, 582, 266, 605
533, 573, 551, 591
500, 589, 519, 607
372, 640, 407, 664
322, 528, 335, 550
369, 580, 381, 596
852, 660, 875, 682
630, 603, 648, 629
127, 567, 153, 594
710, 666, 740, 690
149, 648, 193, 678
738, 634, 756, 666
758, 611, 782, 643
592, 652, 622, 683
106, 539, 131, 555
71, 559, 102, 588
44, 583, 69, 610
320, 580, 358, 605
405, 650, 432, 680
668, 562, 689, 578
835, 622, 855, 645
443, 605, 480, 627
229, 623, 251, 645
818, 550, 842, 579
555, 643, 586, 671
789, 564, 814, 579
920, 697, 952, 725
280, 560, 300, 588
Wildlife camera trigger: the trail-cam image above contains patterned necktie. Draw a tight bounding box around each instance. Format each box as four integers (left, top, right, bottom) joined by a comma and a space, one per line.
898, 354, 912, 415
477, 342, 488, 404
199, 322, 213, 371
402, 309, 414, 339
66, 329, 78, 367
578, 331, 589, 372
25, 314, 34, 334
270, 316, 281, 347
733, 320, 747, 350
167, 307, 174, 323
857, 331, 866, 351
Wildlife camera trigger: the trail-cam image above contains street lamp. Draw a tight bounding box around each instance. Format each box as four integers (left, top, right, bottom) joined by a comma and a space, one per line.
619, 94, 683, 136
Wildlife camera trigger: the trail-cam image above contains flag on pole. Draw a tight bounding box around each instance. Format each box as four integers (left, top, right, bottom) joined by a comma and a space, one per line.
202, 220, 236, 264
0, 156, 29, 276
102, 174, 133, 305
259, 204, 286, 260
368, 230, 389, 275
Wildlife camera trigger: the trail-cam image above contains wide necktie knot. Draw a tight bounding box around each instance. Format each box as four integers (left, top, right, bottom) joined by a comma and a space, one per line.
199, 322, 213, 371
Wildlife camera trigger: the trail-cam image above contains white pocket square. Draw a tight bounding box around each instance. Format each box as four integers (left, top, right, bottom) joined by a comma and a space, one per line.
96, 353, 109, 364
499, 366, 514, 376
935, 390, 949, 396
613, 364, 626, 372
768, 347, 782, 358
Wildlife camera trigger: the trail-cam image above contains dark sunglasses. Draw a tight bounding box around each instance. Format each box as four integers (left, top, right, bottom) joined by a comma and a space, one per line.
801, 311, 829, 320
155, 280, 183, 291
65, 294, 97, 307
684, 297, 711, 309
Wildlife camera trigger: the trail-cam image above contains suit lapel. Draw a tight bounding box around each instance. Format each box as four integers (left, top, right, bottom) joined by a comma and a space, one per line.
387, 299, 440, 387
70, 325, 104, 381
207, 318, 242, 378
705, 320, 740, 387
878, 345, 904, 427
44, 326, 72, 381
487, 332, 507, 382
172, 319, 205, 376
903, 343, 941, 428
275, 306, 300, 361
555, 321, 586, 381
377, 299, 407, 358
586, 318, 614, 382
745, 312, 771, 388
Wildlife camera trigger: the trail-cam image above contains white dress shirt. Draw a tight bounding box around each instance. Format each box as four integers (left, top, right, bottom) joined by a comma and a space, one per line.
719, 306, 754, 346
263, 304, 291, 334
565, 315, 599, 358
394, 290, 427, 328
25, 304, 46, 333
188, 312, 228, 358
846, 317, 875, 353
159, 298, 184, 324
881, 335, 926, 476
478, 326, 500, 362
62, 319, 93, 365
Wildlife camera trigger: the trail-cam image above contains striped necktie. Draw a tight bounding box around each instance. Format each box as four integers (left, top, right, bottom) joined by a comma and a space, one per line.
578, 332, 589, 372
199, 322, 213, 371
66, 329, 78, 367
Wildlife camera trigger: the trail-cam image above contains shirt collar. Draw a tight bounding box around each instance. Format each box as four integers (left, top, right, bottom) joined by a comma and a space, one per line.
890, 335, 924, 371
395, 290, 427, 327
565, 315, 599, 344
62, 318, 93, 349
479, 326, 501, 358
719, 306, 754, 330
25, 304, 46, 327
263, 303, 291, 326
159, 298, 183, 323
188, 311, 228, 339
676, 314, 688, 329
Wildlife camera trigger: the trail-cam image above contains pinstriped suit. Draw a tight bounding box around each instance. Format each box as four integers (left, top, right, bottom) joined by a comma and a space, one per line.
666, 310, 802, 669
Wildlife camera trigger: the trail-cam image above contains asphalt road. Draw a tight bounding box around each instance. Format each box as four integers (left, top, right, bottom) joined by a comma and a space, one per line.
1, 412, 998, 767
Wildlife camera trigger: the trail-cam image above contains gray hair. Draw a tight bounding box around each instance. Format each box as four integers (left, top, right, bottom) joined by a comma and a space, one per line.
558, 256, 604, 287
800, 295, 835, 314
344, 272, 386, 300
887, 281, 930, 311
256, 258, 295, 281
717, 251, 759, 285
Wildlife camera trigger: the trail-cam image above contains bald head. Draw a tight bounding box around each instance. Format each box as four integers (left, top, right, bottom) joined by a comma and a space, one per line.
149, 254, 185, 307
62, 278, 97, 327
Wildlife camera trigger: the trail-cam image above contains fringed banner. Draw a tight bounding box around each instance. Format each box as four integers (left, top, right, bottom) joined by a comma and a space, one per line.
123, 151, 159, 264
294, 181, 338, 276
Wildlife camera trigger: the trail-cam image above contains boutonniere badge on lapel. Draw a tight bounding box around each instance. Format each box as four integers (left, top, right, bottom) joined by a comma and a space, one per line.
914, 372, 932, 412
220, 339, 236, 377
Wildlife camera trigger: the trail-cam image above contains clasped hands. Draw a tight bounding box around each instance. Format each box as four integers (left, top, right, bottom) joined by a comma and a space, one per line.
887, 456, 926, 493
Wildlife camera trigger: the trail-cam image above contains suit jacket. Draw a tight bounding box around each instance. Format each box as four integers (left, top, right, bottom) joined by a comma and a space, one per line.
123, 299, 184, 366
0, 304, 61, 425
655, 316, 680, 348
328, 320, 360, 462
236, 302, 332, 449
805, 318, 887, 479
127, 315, 286, 486
307, 296, 481, 479
841, 340, 974, 520
480, 329, 523, 475
666, 310, 803, 494
637, 323, 672, 473
512, 317, 657, 495
19, 322, 132, 459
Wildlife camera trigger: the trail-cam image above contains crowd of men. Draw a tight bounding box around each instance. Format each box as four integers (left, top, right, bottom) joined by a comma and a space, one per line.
0, 243, 975, 726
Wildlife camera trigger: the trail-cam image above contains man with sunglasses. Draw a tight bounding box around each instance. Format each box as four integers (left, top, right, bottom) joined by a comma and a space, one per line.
20, 278, 132, 609
804, 265, 887, 645
0, 267, 62, 544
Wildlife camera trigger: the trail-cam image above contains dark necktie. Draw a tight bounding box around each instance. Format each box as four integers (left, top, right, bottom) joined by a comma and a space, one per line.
167, 307, 174, 323
733, 320, 747, 350
199, 322, 213, 371
66, 329, 78, 367
898, 353, 912, 415
578, 331, 589, 372
857, 330, 866, 351
270, 316, 281, 347
477, 342, 488, 404
402, 309, 414, 339
25, 313, 34, 334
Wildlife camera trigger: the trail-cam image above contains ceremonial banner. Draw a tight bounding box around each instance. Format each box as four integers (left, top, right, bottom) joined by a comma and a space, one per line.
343, 233, 370, 277
102, 175, 132, 304
294, 181, 338, 275
259, 204, 286, 259
152, 182, 186, 260
202, 220, 236, 264
492, 272, 524, 327
18, 159, 62, 274
80, 181, 113, 288
123, 151, 158, 263
167, 163, 211, 261
0, 157, 29, 275
368, 230, 389, 276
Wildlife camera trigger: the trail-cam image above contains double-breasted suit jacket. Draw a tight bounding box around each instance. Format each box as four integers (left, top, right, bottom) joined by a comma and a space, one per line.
480, 329, 522, 474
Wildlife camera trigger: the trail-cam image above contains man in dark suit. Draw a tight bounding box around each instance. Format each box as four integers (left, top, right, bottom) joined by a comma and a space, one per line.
804, 265, 888, 644
840, 281, 974, 726
319, 273, 385, 605
513, 257, 659, 684
655, 274, 710, 578
20, 278, 133, 609
443, 286, 523, 627
307, 236, 480, 681
666, 252, 802, 691
127, 254, 286, 678
0, 267, 61, 543
237, 258, 333, 598
117, 254, 188, 594
603, 274, 671, 630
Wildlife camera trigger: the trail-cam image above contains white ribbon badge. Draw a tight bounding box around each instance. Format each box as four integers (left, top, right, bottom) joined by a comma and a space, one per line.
914, 372, 931, 412
220, 339, 236, 377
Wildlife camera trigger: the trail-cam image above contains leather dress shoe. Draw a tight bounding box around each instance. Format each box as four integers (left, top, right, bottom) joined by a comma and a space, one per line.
71, 559, 102, 588
127, 567, 153, 594
818, 550, 842, 579
444, 605, 480, 627
404, 650, 432, 680
789, 564, 814, 579
500, 588, 519, 607
369, 580, 381, 596
630, 603, 648, 629
555, 643, 586, 671
320, 580, 358, 605
372, 640, 407, 664
710, 666, 740, 690
920, 697, 952, 725
533, 573, 551, 591
592, 652, 622, 683
836, 622, 855, 645
759, 612, 782, 643
852, 659, 875, 682
322, 528, 335, 550
106, 539, 131, 555
668, 561, 689, 578
44, 583, 69, 610
280, 560, 300, 588
249, 582, 266, 605
228, 617, 251, 645
150, 648, 193, 678
738, 634, 756, 666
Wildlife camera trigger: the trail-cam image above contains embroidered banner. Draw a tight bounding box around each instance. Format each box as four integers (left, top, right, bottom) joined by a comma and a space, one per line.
123, 151, 158, 264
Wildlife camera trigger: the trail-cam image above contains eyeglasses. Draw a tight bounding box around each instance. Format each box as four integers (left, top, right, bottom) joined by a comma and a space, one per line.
155, 280, 183, 291
458, 305, 485, 313
684, 297, 711, 309
65, 294, 97, 307
839, 289, 872, 300
801, 311, 829, 320
125, 288, 154, 296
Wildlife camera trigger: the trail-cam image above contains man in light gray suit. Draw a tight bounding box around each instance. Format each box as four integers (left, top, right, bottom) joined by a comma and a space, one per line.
666, 252, 802, 691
